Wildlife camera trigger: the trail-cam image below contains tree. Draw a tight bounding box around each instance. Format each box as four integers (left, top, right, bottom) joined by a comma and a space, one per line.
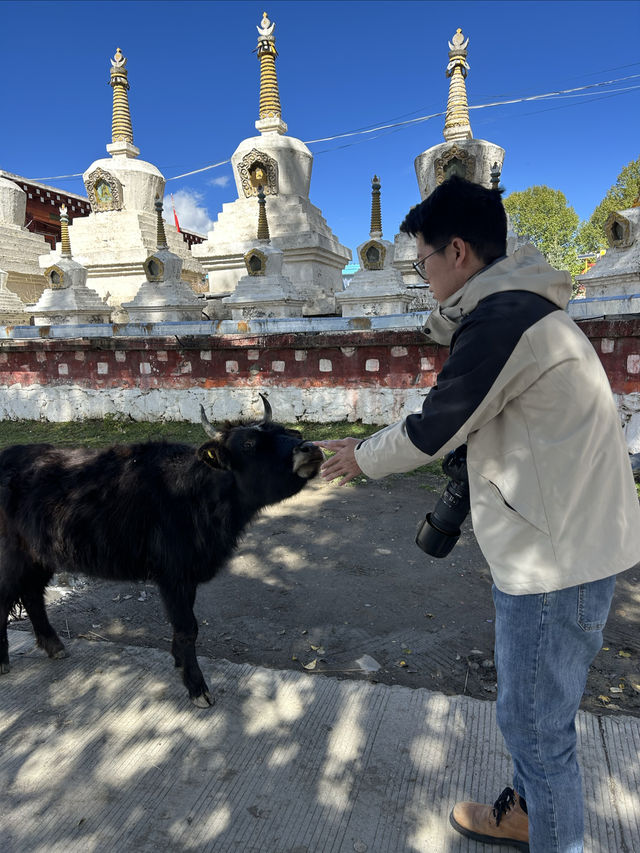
576, 157, 640, 253
503, 185, 582, 277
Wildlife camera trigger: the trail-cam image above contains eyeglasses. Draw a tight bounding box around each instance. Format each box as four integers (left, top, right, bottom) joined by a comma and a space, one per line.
412, 242, 449, 281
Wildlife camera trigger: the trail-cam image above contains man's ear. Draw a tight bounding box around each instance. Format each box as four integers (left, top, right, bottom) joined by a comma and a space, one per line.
197, 440, 230, 469
450, 236, 467, 265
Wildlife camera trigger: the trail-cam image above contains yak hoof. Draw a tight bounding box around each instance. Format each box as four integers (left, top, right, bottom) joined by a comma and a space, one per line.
50, 649, 68, 660
0, 661, 10, 675
191, 691, 214, 709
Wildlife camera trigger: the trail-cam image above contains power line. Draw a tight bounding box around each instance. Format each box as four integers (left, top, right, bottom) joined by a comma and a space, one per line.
33, 73, 640, 184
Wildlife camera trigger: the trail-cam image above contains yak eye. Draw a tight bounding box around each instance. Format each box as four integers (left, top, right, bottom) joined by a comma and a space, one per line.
243, 439, 256, 450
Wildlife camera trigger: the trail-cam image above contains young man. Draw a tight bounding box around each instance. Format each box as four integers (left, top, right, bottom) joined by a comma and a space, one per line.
316, 176, 640, 852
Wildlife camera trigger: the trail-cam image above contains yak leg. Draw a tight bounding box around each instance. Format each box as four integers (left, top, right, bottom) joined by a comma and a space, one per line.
159, 585, 212, 708
0, 543, 19, 673
0, 598, 10, 674
20, 585, 67, 660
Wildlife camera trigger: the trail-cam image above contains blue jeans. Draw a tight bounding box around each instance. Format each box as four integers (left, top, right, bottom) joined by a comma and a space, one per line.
493, 576, 616, 853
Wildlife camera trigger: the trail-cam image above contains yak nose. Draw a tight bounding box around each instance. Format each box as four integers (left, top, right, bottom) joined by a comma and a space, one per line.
299, 441, 324, 458
292, 441, 324, 477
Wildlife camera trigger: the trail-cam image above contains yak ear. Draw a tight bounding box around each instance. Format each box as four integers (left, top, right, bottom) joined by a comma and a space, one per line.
197, 440, 230, 470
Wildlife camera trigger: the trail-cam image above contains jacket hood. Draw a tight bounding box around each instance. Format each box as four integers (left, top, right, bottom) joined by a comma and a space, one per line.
423, 243, 572, 346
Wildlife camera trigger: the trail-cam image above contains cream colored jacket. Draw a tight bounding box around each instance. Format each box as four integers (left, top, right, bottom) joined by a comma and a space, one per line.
355, 245, 640, 594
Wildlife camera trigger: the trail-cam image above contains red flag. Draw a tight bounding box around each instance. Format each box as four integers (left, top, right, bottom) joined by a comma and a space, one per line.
171, 194, 180, 233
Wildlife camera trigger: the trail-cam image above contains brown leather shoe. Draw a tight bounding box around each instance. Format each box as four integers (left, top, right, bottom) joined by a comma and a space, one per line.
449, 786, 530, 850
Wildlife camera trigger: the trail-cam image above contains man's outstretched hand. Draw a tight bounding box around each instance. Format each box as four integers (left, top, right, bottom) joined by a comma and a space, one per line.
313, 438, 362, 486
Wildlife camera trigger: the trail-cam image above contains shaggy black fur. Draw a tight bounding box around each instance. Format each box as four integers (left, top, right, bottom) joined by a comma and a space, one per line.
0, 414, 322, 707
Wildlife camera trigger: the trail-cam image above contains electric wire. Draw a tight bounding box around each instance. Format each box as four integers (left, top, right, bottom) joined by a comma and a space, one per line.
32, 73, 640, 184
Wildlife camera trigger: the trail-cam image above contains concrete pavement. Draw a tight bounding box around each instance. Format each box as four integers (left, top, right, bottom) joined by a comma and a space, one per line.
1, 628, 638, 852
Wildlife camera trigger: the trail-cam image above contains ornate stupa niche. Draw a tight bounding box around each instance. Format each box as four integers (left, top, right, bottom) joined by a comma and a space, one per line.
336, 176, 411, 318
32, 206, 111, 326
193, 12, 350, 316
0, 175, 51, 303
122, 198, 203, 323
223, 172, 304, 319
394, 29, 506, 288
39, 48, 203, 315
571, 202, 640, 318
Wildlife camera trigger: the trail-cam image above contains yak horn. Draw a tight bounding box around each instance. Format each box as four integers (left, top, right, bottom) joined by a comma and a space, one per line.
259, 393, 272, 424
200, 405, 221, 439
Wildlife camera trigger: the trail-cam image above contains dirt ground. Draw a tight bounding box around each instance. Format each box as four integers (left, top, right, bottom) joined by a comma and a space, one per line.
8, 469, 640, 717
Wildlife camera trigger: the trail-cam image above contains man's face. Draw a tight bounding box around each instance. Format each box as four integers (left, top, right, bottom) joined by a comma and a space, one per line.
415, 235, 468, 303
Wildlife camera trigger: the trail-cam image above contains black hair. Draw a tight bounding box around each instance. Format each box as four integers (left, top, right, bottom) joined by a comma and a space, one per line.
400, 175, 507, 264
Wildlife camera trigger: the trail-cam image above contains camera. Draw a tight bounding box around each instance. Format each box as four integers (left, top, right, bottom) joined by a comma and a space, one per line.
416, 445, 470, 558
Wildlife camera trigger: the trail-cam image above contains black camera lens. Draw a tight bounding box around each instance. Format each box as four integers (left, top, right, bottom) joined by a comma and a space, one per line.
416, 446, 470, 558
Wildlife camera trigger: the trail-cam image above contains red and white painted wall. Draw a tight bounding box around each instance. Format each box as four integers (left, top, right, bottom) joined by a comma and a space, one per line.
0, 318, 639, 451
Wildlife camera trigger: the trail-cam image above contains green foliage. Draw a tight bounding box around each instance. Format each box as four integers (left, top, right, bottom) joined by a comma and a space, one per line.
577, 157, 640, 253
504, 185, 583, 278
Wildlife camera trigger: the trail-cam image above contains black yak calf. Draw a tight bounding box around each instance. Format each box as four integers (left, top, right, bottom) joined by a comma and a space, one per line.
0, 396, 322, 707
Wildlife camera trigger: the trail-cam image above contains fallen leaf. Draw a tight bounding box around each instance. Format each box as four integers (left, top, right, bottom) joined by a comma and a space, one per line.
303, 659, 318, 671
610, 686, 624, 694
598, 695, 611, 704
425, 613, 434, 618
617, 650, 631, 658
310, 644, 325, 655
398, 660, 408, 668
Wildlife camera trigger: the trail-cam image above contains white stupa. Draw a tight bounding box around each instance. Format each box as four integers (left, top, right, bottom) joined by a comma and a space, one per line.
571, 204, 640, 318
32, 205, 111, 326
122, 197, 204, 323
336, 176, 411, 317
393, 29, 506, 296
222, 175, 304, 319
193, 13, 351, 316
39, 48, 204, 316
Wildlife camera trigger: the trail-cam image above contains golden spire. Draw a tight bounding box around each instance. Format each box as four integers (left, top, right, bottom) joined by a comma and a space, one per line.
256, 187, 270, 241
370, 175, 382, 239
109, 47, 134, 144
255, 13, 287, 134
59, 204, 72, 258
154, 196, 168, 249
443, 29, 472, 143
250, 167, 270, 241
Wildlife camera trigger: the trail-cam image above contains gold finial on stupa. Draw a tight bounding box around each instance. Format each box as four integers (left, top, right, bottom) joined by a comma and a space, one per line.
370, 175, 382, 239
59, 204, 72, 258
250, 167, 270, 241
154, 196, 168, 250
109, 47, 134, 144
443, 29, 472, 143
255, 13, 286, 133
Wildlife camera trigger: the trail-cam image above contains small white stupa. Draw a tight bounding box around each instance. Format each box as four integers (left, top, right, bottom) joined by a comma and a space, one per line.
39, 48, 204, 313
571, 202, 640, 318
122, 197, 204, 323
223, 170, 304, 319
336, 176, 411, 317
193, 13, 350, 316
32, 205, 111, 326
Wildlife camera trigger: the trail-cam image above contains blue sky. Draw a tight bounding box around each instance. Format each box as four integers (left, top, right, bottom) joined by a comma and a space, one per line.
3, 0, 639, 257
